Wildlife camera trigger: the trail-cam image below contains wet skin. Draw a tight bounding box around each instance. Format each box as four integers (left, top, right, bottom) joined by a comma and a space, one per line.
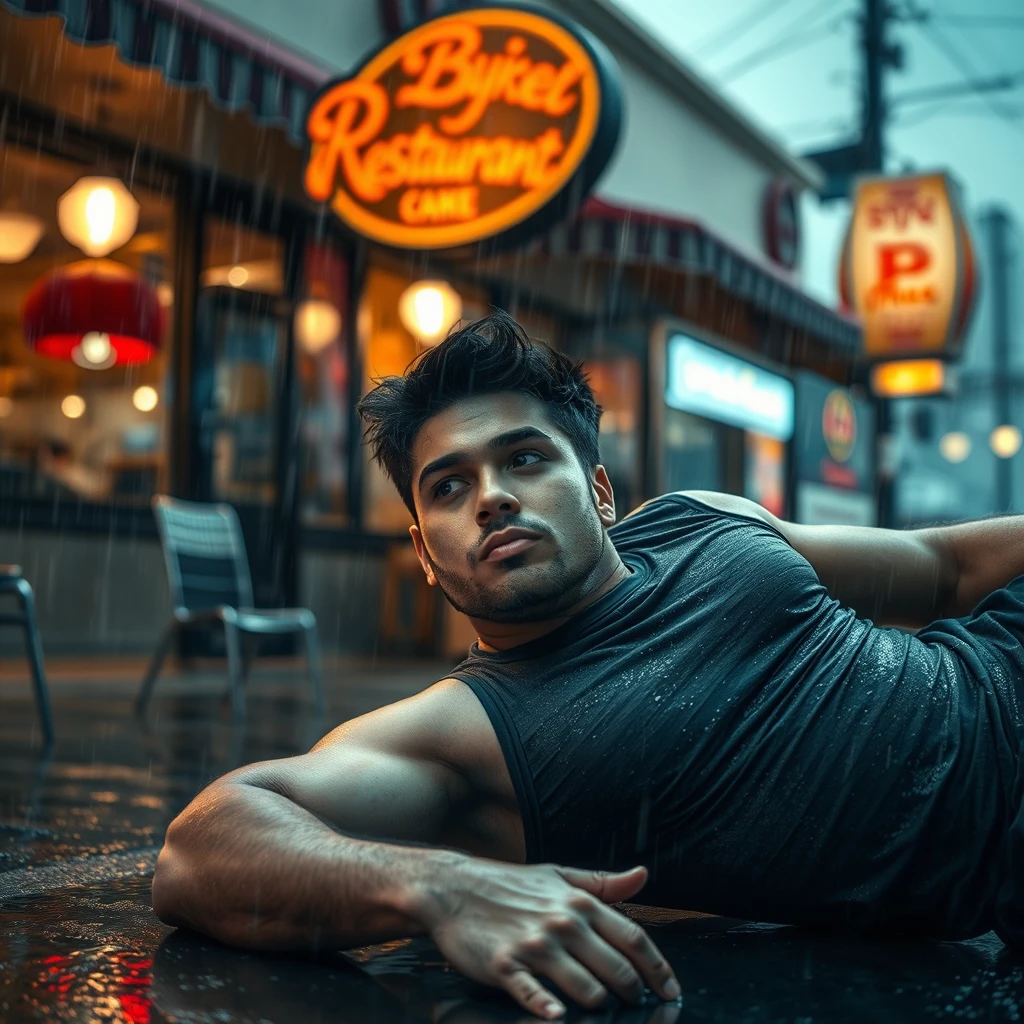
408, 392, 631, 650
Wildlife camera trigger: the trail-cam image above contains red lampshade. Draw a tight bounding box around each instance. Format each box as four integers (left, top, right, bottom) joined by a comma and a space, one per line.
21, 259, 164, 365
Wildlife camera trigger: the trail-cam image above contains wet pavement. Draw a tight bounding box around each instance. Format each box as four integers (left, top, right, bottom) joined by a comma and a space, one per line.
2, 660, 1024, 1023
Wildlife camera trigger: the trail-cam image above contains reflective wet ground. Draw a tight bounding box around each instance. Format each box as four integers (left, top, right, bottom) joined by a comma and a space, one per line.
2, 659, 1024, 1023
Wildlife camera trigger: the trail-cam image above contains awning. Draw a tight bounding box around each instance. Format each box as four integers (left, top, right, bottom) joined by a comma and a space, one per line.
0, 0, 329, 144
541, 196, 862, 355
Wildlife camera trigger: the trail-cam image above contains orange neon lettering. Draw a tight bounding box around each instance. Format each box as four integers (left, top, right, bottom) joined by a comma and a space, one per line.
394, 23, 582, 134
305, 81, 390, 202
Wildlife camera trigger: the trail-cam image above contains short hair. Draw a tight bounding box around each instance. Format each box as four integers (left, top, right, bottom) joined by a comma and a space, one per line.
358, 309, 601, 516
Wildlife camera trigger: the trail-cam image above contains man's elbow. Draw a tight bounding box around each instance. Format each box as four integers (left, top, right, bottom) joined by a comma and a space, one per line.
151, 817, 196, 929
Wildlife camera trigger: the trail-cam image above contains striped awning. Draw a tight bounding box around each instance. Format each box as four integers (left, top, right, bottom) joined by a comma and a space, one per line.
542, 196, 862, 355
1, 0, 329, 144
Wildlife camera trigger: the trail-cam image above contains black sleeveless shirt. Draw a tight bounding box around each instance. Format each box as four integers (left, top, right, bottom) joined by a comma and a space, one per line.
450, 495, 1024, 941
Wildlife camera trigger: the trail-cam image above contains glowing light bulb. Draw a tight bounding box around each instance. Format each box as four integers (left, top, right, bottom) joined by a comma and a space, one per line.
939, 431, 970, 463
398, 280, 462, 346
80, 331, 111, 364
84, 187, 116, 247
133, 385, 158, 412
991, 424, 1022, 459
227, 265, 249, 287
62, 394, 86, 419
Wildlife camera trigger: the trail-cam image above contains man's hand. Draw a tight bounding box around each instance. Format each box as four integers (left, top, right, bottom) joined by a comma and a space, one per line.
412, 858, 681, 1019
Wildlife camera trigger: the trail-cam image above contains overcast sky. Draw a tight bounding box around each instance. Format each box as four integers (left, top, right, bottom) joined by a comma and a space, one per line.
612, 0, 1024, 307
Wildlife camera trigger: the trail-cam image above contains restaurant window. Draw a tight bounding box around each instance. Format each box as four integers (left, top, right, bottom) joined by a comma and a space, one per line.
358, 262, 489, 532
198, 217, 285, 505
297, 239, 350, 526
0, 145, 175, 506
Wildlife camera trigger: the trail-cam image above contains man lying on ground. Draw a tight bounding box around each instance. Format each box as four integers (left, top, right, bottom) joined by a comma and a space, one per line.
153, 311, 1024, 1020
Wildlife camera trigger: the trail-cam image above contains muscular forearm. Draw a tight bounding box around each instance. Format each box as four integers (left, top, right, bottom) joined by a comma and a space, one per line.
931, 514, 1024, 618
152, 780, 462, 951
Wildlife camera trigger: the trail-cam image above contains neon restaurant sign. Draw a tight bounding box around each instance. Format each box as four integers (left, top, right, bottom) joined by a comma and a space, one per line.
839, 172, 977, 361
303, 5, 622, 250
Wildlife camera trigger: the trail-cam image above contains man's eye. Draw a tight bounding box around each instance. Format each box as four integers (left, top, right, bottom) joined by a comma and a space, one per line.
433, 478, 463, 499
510, 451, 544, 469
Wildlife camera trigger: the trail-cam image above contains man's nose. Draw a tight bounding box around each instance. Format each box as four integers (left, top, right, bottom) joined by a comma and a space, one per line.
476, 472, 521, 525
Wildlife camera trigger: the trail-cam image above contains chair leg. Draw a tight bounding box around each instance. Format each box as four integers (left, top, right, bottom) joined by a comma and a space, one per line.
223, 619, 246, 726
15, 578, 54, 746
136, 621, 177, 717
302, 622, 326, 718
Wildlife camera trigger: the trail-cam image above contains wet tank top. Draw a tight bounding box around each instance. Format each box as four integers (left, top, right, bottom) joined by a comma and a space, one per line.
450, 494, 1024, 940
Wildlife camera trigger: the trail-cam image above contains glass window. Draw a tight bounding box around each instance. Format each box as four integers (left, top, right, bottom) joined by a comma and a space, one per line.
0, 145, 175, 505
358, 262, 489, 532
297, 239, 350, 526
663, 409, 722, 493
198, 218, 285, 506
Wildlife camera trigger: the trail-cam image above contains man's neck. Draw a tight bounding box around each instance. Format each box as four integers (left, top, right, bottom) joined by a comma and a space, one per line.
471, 552, 632, 653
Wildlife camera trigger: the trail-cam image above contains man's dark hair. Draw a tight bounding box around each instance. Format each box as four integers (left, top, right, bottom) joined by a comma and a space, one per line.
358, 309, 601, 516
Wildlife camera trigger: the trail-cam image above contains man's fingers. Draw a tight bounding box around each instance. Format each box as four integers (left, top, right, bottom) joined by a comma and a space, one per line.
565, 929, 645, 1004
590, 904, 681, 1001
530, 951, 609, 1012
503, 968, 566, 1020
556, 864, 648, 904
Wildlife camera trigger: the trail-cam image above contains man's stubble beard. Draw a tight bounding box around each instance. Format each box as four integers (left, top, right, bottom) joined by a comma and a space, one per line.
425, 507, 608, 624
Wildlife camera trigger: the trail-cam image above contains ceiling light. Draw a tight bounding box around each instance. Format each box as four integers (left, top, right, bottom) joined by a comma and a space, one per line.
295, 299, 341, 355
0, 212, 44, 263
71, 331, 116, 369
58, 176, 139, 257
227, 265, 249, 287
132, 385, 158, 412
61, 394, 86, 419
398, 280, 462, 346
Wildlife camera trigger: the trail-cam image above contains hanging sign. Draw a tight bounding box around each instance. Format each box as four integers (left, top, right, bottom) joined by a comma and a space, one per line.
839, 172, 977, 360
303, 4, 622, 251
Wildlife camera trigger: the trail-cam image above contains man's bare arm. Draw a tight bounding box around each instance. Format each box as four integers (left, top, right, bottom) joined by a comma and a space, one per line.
680, 491, 1024, 627
152, 680, 680, 1019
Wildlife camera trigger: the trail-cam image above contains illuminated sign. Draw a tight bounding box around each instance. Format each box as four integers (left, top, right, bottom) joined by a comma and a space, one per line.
665, 334, 794, 441
822, 389, 856, 463
304, 5, 622, 251
839, 172, 977, 359
794, 371, 873, 494
870, 358, 949, 398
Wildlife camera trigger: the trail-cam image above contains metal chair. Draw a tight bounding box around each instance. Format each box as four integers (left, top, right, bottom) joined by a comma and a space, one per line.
137, 496, 325, 724
0, 565, 54, 744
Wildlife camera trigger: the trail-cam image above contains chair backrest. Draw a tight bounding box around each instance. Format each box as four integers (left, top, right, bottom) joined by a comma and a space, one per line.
152, 496, 254, 614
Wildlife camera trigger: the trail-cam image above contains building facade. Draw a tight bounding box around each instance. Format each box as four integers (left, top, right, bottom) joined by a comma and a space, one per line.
0, 0, 865, 658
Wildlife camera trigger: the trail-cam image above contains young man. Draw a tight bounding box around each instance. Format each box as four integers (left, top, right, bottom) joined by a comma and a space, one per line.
153, 311, 1024, 1020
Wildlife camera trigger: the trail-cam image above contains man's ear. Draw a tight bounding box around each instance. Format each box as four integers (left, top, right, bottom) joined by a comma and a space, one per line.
409, 524, 438, 586
591, 465, 616, 527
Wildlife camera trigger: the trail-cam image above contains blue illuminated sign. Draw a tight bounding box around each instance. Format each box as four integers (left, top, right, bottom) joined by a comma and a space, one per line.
665, 334, 795, 441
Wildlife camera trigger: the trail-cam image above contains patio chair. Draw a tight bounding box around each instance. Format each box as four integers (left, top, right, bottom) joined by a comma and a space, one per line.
0, 565, 54, 744
137, 496, 325, 724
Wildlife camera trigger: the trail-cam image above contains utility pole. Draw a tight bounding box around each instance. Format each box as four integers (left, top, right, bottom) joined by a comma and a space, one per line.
862, 0, 886, 173
983, 208, 1014, 512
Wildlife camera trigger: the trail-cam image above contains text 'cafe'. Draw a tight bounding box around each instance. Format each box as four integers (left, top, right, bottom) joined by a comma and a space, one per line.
0, 0, 869, 658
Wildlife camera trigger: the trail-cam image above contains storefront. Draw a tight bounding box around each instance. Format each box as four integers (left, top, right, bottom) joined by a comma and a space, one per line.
792, 373, 876, 527
0, 0, 866, 658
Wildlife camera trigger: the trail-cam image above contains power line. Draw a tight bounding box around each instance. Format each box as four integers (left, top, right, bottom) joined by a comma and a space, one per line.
716, 10, 853, 84
930, 15, 1024, 29
920, 21, 1024, 136
688, 0, 806, 60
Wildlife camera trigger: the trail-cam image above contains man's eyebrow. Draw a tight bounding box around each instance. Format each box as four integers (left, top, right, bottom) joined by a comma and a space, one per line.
417, 427, 555, 493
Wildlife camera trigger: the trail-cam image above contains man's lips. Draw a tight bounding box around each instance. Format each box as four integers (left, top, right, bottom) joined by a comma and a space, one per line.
480, 529, 542, 562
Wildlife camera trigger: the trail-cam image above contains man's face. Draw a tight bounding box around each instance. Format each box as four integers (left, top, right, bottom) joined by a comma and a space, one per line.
409, 393, 616, 623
